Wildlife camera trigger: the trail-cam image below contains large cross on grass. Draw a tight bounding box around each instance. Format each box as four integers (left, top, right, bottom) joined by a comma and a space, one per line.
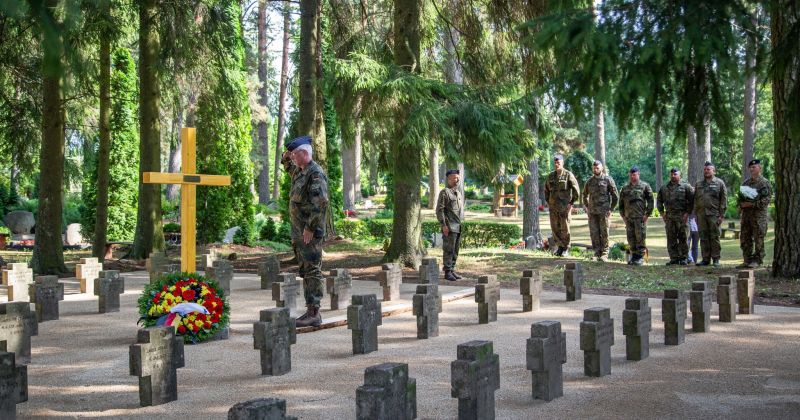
143, 127, 231, 273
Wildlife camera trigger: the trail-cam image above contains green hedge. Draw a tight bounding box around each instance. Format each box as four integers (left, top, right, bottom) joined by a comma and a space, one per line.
335, 218, 521, 248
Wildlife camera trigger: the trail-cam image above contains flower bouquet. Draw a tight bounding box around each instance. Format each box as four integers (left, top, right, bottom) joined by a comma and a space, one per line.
138, 272, 230, 343
738, 185, 758, 204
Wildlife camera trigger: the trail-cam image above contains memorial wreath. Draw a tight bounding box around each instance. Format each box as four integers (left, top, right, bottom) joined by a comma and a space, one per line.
137, 272, 230, 343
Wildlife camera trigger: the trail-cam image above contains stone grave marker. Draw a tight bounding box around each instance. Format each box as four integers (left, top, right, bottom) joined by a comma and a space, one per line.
475, 275, 499, 324
662, 289, 687, 345
272, 274, 302, 311
347, 294, 382, 354
253, 307, 296, 376
29, 276, 64, 322
94, 270, 125, 313
690, 281, 712, 333
356, 362, 417, 420
580, 307, 614, 377
717, 275, 737, 322
451, 340, 500, 420
258, 255, 281, 290
413, 284, 440, 339
520, 269, 542, 312
0, 302, 38, 365
146, 252, 171, 283
326, 269, 353, 310
197, 248, 220, 271
378, 263, 402, 302
564, 262, 583, 301
419, 257, 440, 284
228, 398, 297, 420
622, 297, 651, 361
2, 263, 33, 302
206, 259, 233, 298
76, 257, 103, 295
737, 270, 756, 314
129, 326, 185, 406
526, 321, 567, 401
0, 351, 28, 420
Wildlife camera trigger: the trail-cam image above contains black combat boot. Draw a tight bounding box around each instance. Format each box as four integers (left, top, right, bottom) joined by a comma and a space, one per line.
445, 271, 458, 281
696, 260, 710, 266
296, 305, 322, 327
452, 271, 463, 280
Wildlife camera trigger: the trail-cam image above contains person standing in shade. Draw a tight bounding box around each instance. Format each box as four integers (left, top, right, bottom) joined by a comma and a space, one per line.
286, 136, 329, 327
581, 160, 619, 262
687, 212, 700, 264
657, 168, 695, 265
281, 137, 306, 265
544, 154, 581, 257
693, 161, 727, 267
436, 169, 463, 281
738, 159, 772, 268
619, 166, 654, 266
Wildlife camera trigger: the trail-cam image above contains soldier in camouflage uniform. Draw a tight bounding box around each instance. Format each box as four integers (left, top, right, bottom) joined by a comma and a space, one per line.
657, 168, 695, 265
693, 161, 727, 267
738, 159, 772, 268
544, 154, 581, 256
581, 160, 619, 262
619, 166, 654, 266
436, 169, 463, 281
281, 140, 304, 265
286, 136, 329, 327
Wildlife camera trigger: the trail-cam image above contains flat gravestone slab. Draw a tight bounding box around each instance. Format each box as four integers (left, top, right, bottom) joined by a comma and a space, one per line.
580, 307, 614, 377
520, 270, 542, 312
378, 263, 402, 301
28, 276, 64, 322
228, 398, 297, 420
0, 302, 38, 365
253, 307, 296, 376
419, 257, 439, 285
347, 294, 382, 355
129, 326, 185, 406
475, 275, 499, 324
76, 257, 102, 295
207, 260, 233, 298
326, 269, 353, 310
2, 263, 33, 302
258, 255, 281, 290
356, 362, 417, 420
662, 289, 687, 345
737, 270, 756, 314
717, 276, 737, 322
413, 284, 440, 339
526, 321, 566, 401
563, 263, 583, 301
690, 281, 712, 333
451, 340, 500, 420
272, 274, 302, 312
622, 297, 651, 361
1, 351, 28, 420
94, 270, 125, 313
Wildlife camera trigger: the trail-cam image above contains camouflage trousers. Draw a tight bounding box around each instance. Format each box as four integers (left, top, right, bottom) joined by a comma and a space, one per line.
549, 208, 572, 248
664, 216, 689, 261
442, 231, 462, 272
587, 213, 610, 258
697, 214, 722, 261
624, 217, 647, 256
296, 237, 324, 308
740, 210, 768, 264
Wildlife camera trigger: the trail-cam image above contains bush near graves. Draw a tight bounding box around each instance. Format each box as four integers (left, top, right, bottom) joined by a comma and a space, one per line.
163, 222, 181, 233
259, 217, 278, 241
337, 218, 521, 248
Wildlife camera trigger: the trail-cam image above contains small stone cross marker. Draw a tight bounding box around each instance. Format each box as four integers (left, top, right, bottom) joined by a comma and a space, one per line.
475, 275, 499, 324
662, 289, 687, 345
737, 270, 756, 314
76, 257, 103, 294
563, 262, 583, 301
272, 274, 302, 312
451, 340, 500, 420
29, 276, 64, 322
378, 263, 402, 301
526, 321, 567, 401
347, 294, 382, 354
413, 284, 440, 339
622, 297, 651, 361
690, 281, 712, 333
520, 269, 542, 312
258, 255, 281, 290
326, 269, 353, 310
0, 302, 38, 365
356, 362, 417, 420
580, 307, 614, 377
129, 326, 185, 407
253, 307, 296, 376
2, 263, 33, 302
717, 275, 737, 322
94, 270, 125, 313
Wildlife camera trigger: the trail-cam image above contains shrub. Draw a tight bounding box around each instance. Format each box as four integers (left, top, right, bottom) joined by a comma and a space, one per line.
361, 184, 376, 198
725, 196, 740, 219
459, 221, 521, 247
259, 217, 278, 241
335, 218, 371, 240
375, 208, 394, 219
466, 203, 491, 212
275, 221, 292, 244
365, 218, 393, 239
609, 242, 627, 261
163, 222, 181, 233
233, 222, 254, 246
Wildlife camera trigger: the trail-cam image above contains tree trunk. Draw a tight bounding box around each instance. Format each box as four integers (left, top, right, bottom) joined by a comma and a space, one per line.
272, 0, 291, 201
298, 0, 319, 141
132, 0, 165, 260
687, 125, 700, 185
354, 121, 363, 202
742, 9, 758, 180
770, 1, 800, 278
256, 0, 271, 204
31, 0, 67, 274
654, 123, 663, 191
342, 136, 357, 211
93, 13, 111, 261
427, 145, 438, 209
703, 113, 712, 163
313, 0, 327, 170
165, 129, 181, 201
441, 11, 465, 219
386, 0, 422, 267
365, 124, 379, 193
522, 157, 542, 249
594, 101, 606, 165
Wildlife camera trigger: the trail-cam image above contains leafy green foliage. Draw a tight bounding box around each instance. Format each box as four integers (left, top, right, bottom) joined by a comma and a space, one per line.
163, 222, 181, 233
259, 217, 277, 241
565, 150, 594, 184
336, 217, 521, 248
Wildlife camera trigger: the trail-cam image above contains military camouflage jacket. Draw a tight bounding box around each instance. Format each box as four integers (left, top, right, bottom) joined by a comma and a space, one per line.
289, 161, 329, 239
619, 181, 654, 219
582, 174, 619, 214
436, 186, 463, 233
693, 177, 727, 217
741, 176, 772, 212
657, 181, 695, 216
544, 169, 581, 212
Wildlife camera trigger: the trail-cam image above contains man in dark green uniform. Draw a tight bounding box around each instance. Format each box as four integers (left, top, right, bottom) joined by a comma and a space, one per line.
619, 166, 654, 266
544, 154, 581, 256
581, 160, 619, 262
693, 161, 727, 267
286, 136, 329, 327
738, 159, 772, 269
436, 169, 463, 281
657, 168, 695, 265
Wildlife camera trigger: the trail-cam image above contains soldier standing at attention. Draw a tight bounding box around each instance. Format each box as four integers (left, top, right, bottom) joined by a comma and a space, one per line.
738, 159, 772, 269
281, 137, 306, 265
286, 136, 329, 327
581, 160, 619, 262
544, 154, 581, 257
436, 169, 463, 281
693, 161, 727, 267
657, 168, 695, 265
619, 166, 654, 266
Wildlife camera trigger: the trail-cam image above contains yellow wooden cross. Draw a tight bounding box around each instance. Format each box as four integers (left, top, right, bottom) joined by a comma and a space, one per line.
143, 127, 231, 273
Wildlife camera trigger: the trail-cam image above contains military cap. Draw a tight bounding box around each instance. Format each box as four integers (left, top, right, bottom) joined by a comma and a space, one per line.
629, 166, 639, 173
704, 161, 714, 167
446, 169, 460, 176
285, 135, 312, 151
748, 159, 761, 166
670, 167, 680, 174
